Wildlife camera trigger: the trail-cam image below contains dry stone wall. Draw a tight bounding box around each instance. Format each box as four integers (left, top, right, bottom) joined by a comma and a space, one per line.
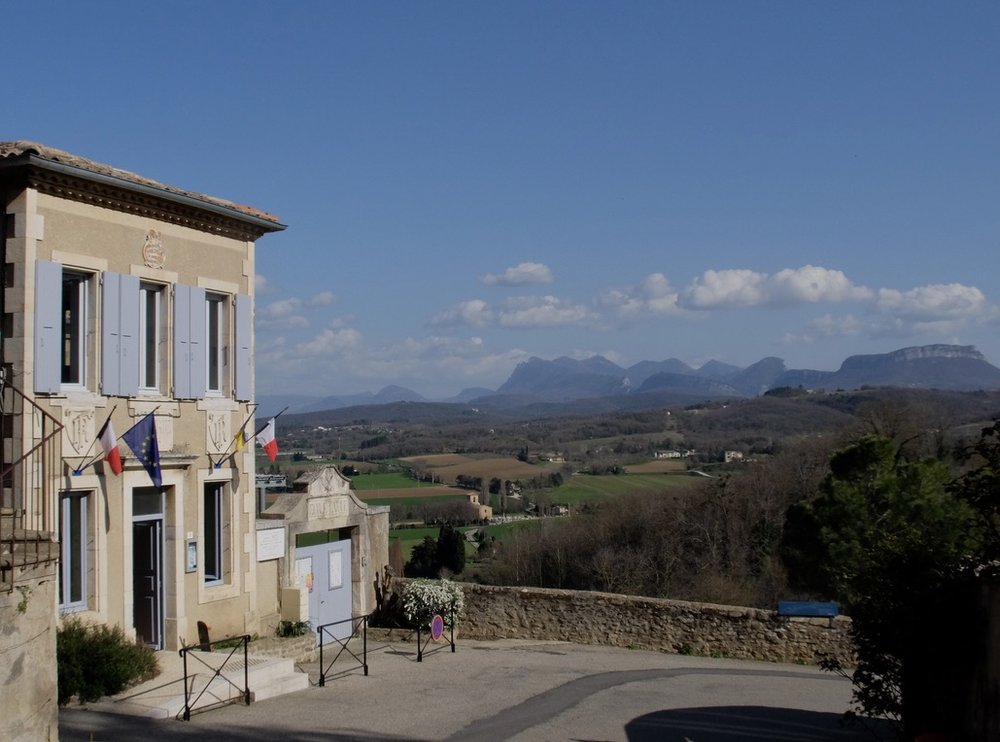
456, 582, 854, 666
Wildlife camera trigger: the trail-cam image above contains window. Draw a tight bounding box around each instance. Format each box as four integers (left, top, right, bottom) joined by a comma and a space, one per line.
59, 493, 89, 611
138, 283, 163, 392
203, 483, 227, 585
37, 261, 95, 393
206, 294, 228, 394
61, 272, 89, 385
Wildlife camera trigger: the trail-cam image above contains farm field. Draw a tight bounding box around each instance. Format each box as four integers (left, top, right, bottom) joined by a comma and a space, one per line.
553, 472, 700, 504
353, 487, 469, 511
401, 454, 544, 484
625, 460, 688, 474
390, 519, 543, 563
349, 472, 424, 490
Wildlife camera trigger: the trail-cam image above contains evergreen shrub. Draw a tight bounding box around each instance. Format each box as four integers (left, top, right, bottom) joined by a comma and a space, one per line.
57, 617, 159, 705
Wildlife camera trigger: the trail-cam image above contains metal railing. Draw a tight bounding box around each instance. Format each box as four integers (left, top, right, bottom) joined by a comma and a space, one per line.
0, 381, 63, 592
317, 613, 370, 686
178, 634, 252, 720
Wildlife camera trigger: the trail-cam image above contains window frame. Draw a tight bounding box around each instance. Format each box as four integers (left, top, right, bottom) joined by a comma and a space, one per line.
203, 482, 227, 586
59, 492, 90, 612
205, 293, 228, 395
60, 270, 91, 389
138, 282, 165, 394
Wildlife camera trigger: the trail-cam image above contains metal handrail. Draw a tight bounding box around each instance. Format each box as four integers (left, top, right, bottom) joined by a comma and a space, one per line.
0, 382, 63, 592
177, 634, 251, 720
317, 613, 370, 686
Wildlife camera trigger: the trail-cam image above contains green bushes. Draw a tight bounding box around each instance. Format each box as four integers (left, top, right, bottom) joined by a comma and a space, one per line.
276, 620, 311, 637
57, 618, 159, 705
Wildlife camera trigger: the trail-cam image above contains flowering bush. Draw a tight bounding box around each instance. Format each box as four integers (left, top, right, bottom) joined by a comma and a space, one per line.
401, 579, 465, 627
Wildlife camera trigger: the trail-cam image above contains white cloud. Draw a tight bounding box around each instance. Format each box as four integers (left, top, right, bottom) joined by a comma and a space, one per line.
807, 313, 865, 337
682, 266, 871, 309
876, 283, 987, 321
481, 262, 554, 286
598, 272, 682, 318
782, 314, 866, 344
255, 274, 271, 293
498, 295, 590, 328
295, 327, 362, 356
308, 291, 335, 306
431, 299, 495, 327
257, 297, 308, 329
261, 298, 302, 319
767, 266, 873, 304
683, 269, 766, 308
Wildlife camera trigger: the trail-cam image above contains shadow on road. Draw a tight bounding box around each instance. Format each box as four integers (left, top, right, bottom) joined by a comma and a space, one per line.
624, 705, 894, 741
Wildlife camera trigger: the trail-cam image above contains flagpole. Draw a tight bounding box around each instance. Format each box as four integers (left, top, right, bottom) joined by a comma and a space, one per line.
120, 406, 162, 438
75, 406, 118, 475
211, 403, 259, 468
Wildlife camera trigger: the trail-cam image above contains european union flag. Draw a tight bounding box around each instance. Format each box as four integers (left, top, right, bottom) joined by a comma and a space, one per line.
123, 413, 162, 490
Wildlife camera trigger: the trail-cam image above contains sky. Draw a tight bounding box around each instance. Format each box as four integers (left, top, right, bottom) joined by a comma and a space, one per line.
4, 2, 999, 398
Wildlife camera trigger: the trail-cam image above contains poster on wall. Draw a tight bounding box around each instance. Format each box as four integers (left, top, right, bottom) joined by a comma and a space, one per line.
328, 550, 343, 590
296, 557, 314, 594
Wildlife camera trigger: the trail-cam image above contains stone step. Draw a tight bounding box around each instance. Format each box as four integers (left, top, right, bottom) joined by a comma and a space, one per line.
84, 652, 311, 720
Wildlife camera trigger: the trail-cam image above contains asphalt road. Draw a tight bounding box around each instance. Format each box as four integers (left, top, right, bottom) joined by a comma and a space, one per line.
60, 638, 891, 741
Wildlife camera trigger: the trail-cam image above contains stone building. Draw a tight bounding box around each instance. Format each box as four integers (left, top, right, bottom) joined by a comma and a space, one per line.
0, 141, 285, 738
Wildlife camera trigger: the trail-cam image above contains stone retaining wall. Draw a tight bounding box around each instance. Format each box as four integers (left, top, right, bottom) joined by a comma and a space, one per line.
456, 582, 854, 666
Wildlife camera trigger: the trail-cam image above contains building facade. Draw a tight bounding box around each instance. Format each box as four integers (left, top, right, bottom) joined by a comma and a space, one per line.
0, 141, 284, 652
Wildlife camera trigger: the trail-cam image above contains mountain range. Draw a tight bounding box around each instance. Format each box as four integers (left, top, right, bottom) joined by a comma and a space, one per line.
258, 344, 1000, 418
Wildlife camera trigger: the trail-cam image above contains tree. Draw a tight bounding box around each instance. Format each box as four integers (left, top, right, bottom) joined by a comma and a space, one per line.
781, 435, 983, 736
404, 525, 467, 578
403, 537, 438, 578
436, 523, 466, 575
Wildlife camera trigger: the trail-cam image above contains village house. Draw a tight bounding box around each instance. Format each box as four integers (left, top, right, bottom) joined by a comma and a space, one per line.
0, 142, 389, 737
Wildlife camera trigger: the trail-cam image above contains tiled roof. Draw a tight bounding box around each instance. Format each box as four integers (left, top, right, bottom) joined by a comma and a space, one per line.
0, 140, 282, 226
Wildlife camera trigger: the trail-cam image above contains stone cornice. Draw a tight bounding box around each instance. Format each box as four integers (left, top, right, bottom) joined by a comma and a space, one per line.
2, 151, 285, 241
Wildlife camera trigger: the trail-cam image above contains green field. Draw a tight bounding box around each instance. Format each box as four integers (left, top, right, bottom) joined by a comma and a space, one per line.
360, 494, 470, 509
391, 519, 543, 563
349, 472, 422, 490
552, 472, 699, 504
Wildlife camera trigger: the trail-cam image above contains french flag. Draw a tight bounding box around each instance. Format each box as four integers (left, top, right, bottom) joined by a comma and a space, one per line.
99, 418, 123, 475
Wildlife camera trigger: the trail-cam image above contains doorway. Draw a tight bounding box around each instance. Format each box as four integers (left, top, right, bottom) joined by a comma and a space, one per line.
295, 534, 352, 641
132, 487, 164, 648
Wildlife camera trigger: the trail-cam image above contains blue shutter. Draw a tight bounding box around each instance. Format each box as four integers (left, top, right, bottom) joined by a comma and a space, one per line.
173, 284, 191, 398
173, 284, 207, 399
118, 275, 140, 396
234, 294, 252, 401
102, 273, 140, 397
101, 272, 121, 395
34, 260, 62, 393
189, 286, 207, 399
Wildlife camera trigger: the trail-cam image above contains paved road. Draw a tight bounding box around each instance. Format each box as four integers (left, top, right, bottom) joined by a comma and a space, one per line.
60, 639, 890, 741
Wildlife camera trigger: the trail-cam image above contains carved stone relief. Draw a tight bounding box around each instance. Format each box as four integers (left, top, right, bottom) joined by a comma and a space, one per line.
207, 411, 230, 455
63, 408, 96, 456
142, 228, 165, 269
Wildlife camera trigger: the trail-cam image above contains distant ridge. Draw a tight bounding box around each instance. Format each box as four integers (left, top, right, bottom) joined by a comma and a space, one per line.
258, 344, 1000, 418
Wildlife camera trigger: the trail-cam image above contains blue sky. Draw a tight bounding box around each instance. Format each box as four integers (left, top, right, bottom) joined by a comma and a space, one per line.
5, 2, 999, 397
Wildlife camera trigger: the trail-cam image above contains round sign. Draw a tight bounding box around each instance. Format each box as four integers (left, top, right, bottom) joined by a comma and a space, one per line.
430, 614, 445, 642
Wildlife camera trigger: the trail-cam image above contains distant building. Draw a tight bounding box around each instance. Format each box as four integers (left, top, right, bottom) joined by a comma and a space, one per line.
724, 450, 746, 463
654, 450, 683, 459
466, 492, 493, 520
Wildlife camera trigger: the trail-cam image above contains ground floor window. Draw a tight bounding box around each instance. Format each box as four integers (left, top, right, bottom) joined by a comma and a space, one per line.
59, 493, 89, 610
203, 482, 228, 585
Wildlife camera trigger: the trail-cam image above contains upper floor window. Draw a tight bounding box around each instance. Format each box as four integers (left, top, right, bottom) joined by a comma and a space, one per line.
139, 283, 164, 393
61, 271, 89, 386
36, 260, 94, 394
205, 293, 228, 394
